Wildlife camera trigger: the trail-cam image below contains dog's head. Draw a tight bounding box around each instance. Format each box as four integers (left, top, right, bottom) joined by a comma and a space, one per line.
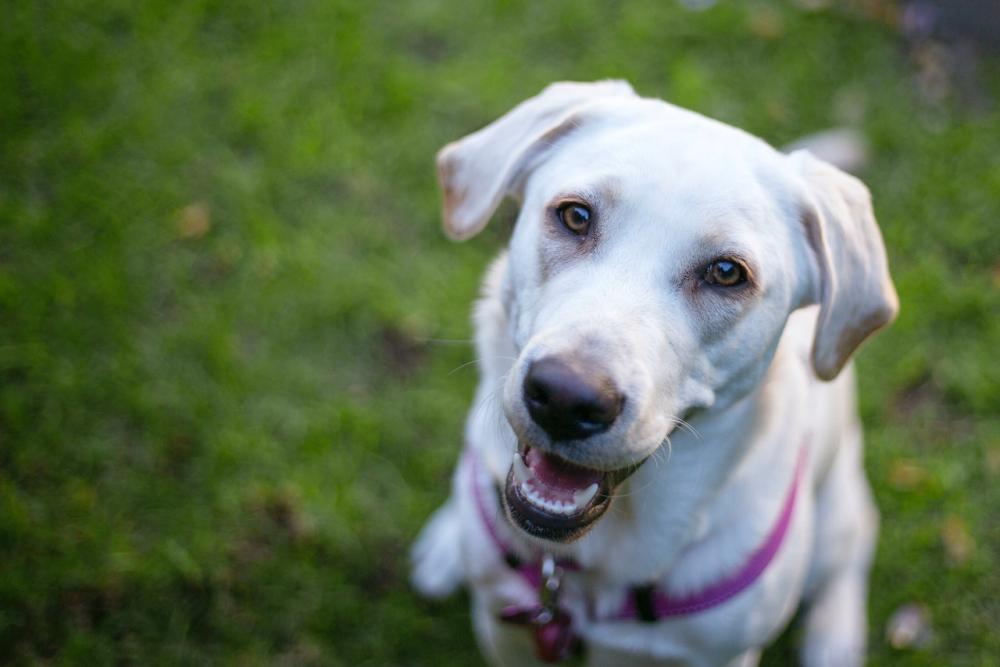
438, 81, 897, 542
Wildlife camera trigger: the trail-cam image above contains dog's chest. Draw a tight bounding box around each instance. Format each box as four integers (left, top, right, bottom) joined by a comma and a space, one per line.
461, 444, 817, 664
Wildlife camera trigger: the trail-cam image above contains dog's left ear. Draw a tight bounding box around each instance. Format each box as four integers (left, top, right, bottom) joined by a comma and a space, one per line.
437, 80, 637, 240
789, 150, 899, 381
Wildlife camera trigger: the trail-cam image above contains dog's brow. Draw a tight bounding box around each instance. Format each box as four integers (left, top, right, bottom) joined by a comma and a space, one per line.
595, 178, 623, 206
551, 177, 623, 209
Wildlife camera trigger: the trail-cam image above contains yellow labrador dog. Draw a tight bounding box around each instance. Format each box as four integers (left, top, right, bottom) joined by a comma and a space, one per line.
411, 81, 897, 667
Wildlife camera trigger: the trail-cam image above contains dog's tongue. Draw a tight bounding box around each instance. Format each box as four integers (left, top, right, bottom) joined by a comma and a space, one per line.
525, 448, 603, 497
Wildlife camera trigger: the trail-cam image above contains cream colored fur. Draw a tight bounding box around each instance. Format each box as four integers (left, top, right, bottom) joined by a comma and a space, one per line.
411, 81, 897, 667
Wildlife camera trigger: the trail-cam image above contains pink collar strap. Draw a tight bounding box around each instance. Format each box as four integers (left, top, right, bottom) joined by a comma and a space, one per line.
466, 446, 807, 662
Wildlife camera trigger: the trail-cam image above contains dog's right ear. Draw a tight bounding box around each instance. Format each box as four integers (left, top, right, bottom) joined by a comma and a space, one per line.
437, 80, 637, 241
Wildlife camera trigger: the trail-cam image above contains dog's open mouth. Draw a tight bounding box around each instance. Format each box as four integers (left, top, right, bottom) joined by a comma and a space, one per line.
503, 445, 639, 542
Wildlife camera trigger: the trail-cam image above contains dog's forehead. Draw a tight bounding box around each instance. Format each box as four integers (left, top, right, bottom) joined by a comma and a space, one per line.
536, 100, 787, 217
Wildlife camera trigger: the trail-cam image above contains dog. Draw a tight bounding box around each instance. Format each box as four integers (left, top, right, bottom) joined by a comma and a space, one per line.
411, 81, 898, 667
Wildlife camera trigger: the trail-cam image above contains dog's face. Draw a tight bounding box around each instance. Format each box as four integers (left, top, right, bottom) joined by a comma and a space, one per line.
438, 82, 897, 542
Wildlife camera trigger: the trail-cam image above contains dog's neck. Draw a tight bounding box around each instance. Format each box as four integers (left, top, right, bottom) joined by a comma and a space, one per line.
466, 253, 813, 588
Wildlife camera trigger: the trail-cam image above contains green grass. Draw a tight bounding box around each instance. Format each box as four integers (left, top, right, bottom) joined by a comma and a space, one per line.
1, 1, 998, 664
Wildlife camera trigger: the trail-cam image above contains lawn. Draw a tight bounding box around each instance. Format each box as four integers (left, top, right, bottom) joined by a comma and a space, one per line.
1, 1, 998, 665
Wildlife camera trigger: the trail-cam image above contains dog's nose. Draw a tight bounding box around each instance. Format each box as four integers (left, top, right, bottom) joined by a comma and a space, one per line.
523, 356, 623, 441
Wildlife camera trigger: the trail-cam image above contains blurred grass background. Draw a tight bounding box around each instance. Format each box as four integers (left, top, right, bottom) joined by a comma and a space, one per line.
1, 1, 998, 664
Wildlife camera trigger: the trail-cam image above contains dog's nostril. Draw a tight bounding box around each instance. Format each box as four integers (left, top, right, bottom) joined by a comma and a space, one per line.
524, 377, 549, 405
523, 356, 623, 441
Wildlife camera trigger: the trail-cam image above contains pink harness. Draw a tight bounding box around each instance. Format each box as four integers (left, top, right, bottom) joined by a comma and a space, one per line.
466, 447, 806, 662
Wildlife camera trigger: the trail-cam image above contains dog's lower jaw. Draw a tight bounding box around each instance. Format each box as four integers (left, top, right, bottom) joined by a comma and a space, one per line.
502, 465, 612, 543
501, 446, 651, 543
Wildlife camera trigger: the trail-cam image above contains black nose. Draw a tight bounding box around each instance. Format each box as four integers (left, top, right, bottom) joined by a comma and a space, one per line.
523, 356, 624, 441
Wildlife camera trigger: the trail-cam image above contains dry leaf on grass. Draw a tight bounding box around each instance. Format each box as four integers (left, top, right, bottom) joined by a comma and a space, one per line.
748, 7, 784, 39
940, 514, 973, 566
986, 444, 1000, 477
177, 202, 211, 239
888, 459, 927, 491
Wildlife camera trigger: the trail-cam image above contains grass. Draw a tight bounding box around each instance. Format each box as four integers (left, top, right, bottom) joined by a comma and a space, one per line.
1, 1, 998, 664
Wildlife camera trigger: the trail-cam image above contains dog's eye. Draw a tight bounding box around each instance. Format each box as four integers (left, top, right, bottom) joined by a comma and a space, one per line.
704, 258, 748, 287
557, 203, 592, 235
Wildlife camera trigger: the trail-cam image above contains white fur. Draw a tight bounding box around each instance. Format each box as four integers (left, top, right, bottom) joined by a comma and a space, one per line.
412, 81, 897, 666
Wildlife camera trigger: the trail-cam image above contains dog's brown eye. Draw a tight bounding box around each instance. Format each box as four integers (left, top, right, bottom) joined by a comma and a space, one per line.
557, 203, 591, 235
705, 259, 747, 287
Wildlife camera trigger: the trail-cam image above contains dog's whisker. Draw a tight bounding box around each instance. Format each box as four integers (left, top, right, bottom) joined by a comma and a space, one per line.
669, 417, 702, 440
604, 445, 670, 500
448, 355, 519, 376
447, 359, 481, 376
648, 444, 665, 470
418, 337, 475, 346
607, 439, 675, 501
479, 373, 512, 442
467, 377, 507, 430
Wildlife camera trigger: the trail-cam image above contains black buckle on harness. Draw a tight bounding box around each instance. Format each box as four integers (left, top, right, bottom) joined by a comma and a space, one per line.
632, 584, 659, 623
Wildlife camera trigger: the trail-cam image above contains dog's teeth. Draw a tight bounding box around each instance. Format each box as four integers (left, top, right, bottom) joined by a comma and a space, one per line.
515, 457, 599, 515
512, 451, 534, 486
573, 483, 599, 508
519, 484, 590, 516
526, 487, 557, 514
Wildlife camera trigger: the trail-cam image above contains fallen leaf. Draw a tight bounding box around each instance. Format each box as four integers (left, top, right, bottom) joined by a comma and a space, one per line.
748, 7, 784, 40
888, 459, 926, 490
986, 444, 1000, 477
886, 602, 932, 650
856, 0, 901, 27
940, 514, 973, 566
177, 202, 211, 239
